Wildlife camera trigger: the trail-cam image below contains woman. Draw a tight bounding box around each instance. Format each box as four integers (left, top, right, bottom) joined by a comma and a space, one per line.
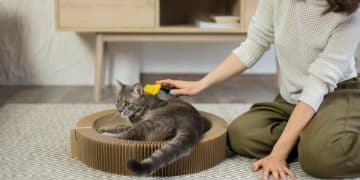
158, 0, 360, 179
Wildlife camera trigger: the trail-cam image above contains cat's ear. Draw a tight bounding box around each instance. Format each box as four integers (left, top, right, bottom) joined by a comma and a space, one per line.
115, 80, 125, 93
132, 83, 144, 97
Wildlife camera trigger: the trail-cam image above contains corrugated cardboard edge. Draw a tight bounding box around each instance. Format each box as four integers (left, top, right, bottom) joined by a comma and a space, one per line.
71, 110, 228, 177
70, 129, 78, 159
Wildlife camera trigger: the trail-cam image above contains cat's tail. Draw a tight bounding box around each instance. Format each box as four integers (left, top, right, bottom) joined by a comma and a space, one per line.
127, 129, 199, 176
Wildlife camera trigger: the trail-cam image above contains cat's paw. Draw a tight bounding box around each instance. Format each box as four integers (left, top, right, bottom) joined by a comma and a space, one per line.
97, 127, 108, 134
101, 132, 118, 137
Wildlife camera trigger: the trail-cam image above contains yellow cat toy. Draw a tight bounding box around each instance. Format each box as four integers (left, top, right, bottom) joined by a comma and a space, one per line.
144, 83, 173, 96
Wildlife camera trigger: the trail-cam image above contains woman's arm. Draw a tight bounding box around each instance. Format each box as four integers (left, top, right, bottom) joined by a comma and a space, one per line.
199, 53, 247, 89
201, 0, 276, 87
157, 53, 246, 95
253, 101, 315, 180
272, 101, 315, 159
158, 0, 275, 96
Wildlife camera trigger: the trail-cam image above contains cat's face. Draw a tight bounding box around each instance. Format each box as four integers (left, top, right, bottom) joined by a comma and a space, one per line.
115, 81, 146, 124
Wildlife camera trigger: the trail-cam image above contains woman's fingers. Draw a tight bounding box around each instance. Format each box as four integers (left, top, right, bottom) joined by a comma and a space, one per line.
170, 88, 190, 96
262, 168, 287, 180
157, 79, 195, 90
262, 169, 270, 180
156, 79, 175, 86
284, 167, 296, 180
272, 168, 279, 180
279, 167, 286, 180
253, 155, 296, 180
252, 164, 258, 172
253, 160, 262, 172
251, 156, 295, 180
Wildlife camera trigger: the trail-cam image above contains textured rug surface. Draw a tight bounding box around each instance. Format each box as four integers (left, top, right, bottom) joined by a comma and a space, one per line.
0, 103, 321, 180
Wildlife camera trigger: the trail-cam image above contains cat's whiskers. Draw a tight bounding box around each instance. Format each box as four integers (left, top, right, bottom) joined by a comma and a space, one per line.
109, 112, 121, 121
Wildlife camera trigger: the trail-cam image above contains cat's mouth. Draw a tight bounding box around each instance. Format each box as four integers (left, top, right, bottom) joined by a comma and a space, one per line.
118, 111, 136, 123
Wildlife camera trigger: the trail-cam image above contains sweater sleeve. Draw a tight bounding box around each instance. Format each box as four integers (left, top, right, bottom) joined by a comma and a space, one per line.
232, 0, 274, 68
298, 12, 360, 112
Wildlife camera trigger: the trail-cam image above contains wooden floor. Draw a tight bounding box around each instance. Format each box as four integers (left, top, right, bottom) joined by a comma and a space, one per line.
0, 74, 278, 105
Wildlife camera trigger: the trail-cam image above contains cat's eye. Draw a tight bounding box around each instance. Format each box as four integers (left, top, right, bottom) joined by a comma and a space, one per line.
116, 97, 125, 103
116, 97, 135, 107
124, 100, 130, 106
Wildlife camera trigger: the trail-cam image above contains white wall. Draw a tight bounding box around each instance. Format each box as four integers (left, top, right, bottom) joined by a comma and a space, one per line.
0, 0, 276, 86
141, 43, 276, 74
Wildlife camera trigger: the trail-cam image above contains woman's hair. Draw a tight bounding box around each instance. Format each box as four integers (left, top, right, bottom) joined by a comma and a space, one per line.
323, 0, 360, 15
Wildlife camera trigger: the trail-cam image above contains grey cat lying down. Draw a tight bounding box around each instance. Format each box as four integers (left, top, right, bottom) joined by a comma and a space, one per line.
98, 81, 205, 176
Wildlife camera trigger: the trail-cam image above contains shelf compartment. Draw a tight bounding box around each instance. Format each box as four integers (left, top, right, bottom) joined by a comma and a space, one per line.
160, 0, 241, 28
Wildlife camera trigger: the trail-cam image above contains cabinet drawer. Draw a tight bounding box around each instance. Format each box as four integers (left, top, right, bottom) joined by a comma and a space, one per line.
56, 0, 156, 31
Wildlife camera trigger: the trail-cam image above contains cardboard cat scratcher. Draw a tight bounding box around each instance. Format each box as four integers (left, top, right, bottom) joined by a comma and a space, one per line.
70, 109, 228, 176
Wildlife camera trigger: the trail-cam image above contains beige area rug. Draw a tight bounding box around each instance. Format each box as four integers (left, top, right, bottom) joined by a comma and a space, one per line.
0, 103, 321, 180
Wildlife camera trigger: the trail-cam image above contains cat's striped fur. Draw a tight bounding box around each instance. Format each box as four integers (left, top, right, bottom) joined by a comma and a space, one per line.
98, 81, 205, 176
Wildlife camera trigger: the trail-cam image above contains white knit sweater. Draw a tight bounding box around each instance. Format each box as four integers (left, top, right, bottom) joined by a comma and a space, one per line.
233, 0, 360, 111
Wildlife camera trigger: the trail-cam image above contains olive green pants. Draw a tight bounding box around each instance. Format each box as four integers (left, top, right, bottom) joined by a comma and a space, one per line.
227, 77, 360, 178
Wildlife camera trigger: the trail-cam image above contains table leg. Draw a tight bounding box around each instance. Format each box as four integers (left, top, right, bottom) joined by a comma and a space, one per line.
94, 34, 104, 102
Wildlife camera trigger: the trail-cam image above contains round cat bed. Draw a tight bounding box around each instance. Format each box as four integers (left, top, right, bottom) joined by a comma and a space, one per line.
70, 109, 228, 176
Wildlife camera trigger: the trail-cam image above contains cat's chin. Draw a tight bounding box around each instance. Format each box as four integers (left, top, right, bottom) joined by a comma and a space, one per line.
119, 112, 131, 121
121, 115, 130, 122
121, 114, 134, 124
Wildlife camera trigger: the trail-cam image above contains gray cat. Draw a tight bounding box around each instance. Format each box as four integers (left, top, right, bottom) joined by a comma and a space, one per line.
98, 81, 206, 176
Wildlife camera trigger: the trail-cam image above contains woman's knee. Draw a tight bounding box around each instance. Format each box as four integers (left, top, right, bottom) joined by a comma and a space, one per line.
227, 116, 270, 158
227, 102, 290, 158
227, 118, 252, 156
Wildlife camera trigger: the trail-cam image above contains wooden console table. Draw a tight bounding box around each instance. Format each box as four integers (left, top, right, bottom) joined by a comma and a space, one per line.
55, 0, 258, 101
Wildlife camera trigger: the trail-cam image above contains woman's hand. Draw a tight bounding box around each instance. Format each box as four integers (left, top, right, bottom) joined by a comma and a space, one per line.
156, 79, 206, 96
156, 53, 246, 96
253, 154, 296, 180
255, 101, 314, 180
